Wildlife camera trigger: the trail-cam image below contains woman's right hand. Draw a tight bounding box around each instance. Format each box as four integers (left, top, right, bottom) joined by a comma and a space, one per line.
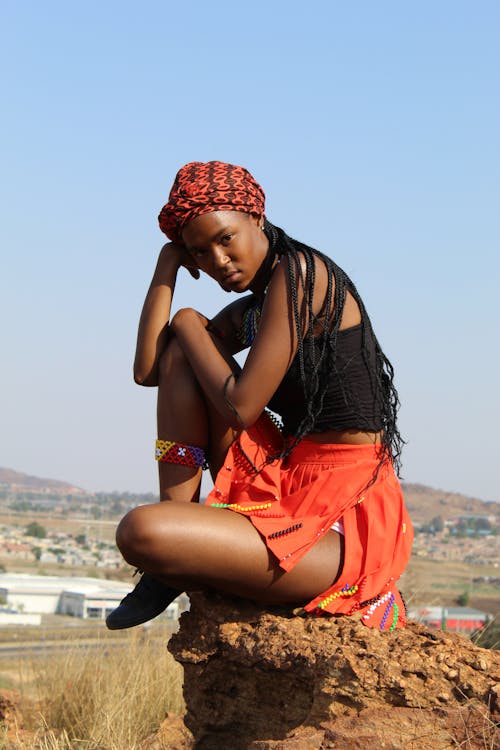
159, 242, 200, 280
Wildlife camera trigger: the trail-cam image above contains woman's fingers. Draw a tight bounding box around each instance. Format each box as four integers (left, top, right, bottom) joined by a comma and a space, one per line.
169, 244, 201, 279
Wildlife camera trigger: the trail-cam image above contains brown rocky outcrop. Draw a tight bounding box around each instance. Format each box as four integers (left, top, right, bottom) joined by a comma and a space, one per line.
140, 712, 194, 750
168, 592, 499, 750
0, 690, 36, 749
0, 690, 22, 733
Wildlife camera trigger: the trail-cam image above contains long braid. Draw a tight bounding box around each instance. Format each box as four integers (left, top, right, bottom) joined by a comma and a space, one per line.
262, 219, 404, 476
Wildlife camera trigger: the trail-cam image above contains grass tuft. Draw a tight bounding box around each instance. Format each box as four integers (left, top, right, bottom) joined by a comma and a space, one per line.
15, 634, 184, 750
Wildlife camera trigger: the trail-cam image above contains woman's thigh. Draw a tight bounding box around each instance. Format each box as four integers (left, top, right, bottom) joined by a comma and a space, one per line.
117, 502, 343, 605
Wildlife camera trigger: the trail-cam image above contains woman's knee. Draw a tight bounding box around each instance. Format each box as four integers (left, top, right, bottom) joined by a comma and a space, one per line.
116, 506, 158, 565
116, 504, 188, 573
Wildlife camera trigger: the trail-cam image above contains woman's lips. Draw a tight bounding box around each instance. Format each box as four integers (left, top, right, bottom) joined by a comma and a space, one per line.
222, 270, 241, 284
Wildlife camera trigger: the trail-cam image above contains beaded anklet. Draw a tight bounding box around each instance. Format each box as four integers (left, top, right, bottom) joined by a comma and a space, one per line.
155, 439, 207, 469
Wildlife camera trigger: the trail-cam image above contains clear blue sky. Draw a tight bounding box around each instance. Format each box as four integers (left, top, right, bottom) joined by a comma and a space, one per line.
1, 1, 499, 502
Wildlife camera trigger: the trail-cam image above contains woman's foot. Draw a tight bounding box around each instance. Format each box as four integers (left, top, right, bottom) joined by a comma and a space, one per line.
106, 573, 180, 630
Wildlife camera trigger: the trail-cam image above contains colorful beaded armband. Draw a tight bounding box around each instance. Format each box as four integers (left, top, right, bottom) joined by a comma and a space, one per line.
155, 440, 207, 469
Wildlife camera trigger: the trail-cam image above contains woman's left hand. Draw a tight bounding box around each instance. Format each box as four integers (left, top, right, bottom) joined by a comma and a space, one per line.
177, 246, 201, 280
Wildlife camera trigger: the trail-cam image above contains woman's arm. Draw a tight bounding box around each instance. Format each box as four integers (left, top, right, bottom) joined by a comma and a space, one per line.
171, 257, 314, 428
134, 244, 260, 386
133, 243, 186, 386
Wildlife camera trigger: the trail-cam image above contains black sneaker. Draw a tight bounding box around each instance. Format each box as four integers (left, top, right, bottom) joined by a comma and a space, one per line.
106, 573, 180, 630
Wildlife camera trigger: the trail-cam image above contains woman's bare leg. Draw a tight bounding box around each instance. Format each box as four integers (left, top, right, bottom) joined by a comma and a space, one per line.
156, 337, 236, 502
116, 502, 343, 605
107, 336, 242, 629
106, 336, 241, 630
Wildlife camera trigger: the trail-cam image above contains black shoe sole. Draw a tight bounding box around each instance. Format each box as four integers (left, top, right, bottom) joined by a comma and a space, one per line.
105, 603, 169, 630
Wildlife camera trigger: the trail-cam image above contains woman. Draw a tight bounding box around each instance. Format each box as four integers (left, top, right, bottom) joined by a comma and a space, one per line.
107, 161, 413, 632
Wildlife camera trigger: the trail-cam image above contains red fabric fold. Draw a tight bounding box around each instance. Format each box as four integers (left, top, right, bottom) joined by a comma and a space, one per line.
206, 414, 413, 630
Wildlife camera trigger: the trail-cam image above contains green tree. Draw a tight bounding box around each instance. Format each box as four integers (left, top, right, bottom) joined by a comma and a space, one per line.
430, 516, 444, 533
25, 521, 47, 538
110, 500, 123, 515
474, 517, 491, 532
456, 591, 470, 607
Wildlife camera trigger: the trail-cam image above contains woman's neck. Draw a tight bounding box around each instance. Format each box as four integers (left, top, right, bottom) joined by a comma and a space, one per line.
249, 249, 280, 296
249, 222, 281, 295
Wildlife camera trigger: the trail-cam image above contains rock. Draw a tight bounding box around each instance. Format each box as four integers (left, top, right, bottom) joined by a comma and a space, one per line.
0, 690, 22, 732
0, 690, 37, 750
140, 712, 194, 750
168, 591, 500, 750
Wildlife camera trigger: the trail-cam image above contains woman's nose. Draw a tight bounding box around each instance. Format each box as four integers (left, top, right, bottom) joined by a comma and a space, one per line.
212, 247, 230, 268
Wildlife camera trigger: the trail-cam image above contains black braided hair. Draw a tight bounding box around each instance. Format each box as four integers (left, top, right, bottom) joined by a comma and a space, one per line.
262, 218, 404, 477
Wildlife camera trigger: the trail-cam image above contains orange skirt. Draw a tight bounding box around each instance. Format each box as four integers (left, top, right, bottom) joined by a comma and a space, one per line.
206, 414, 413, 630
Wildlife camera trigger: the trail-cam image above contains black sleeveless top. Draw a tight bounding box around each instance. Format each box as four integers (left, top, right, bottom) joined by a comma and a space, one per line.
267, 322, 384, 436
237, 227, 386, 438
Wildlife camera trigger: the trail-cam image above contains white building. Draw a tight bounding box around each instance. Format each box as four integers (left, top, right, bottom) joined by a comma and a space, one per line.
0, 611, 41, 625
0, 573, 188, 622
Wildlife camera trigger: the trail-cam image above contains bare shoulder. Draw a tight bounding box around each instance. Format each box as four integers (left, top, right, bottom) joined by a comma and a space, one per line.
268, 249, 333, 318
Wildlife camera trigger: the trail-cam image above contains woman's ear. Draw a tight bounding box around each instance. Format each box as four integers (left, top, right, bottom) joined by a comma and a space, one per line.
250, 213, 265, 230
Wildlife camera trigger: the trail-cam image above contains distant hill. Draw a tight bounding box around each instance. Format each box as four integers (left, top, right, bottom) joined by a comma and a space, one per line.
401, 482, 499, 526
0, 467, 86, 496
0, 467, 497, 523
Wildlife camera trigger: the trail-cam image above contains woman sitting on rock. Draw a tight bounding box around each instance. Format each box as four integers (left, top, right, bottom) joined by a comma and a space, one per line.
107, 161, 413, 632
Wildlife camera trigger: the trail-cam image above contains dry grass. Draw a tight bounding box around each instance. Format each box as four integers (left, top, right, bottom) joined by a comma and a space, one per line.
6, 634, 184, 750
448, 701, 499, 750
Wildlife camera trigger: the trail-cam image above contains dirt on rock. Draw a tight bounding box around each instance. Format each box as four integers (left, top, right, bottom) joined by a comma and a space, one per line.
168, 591, 499, 750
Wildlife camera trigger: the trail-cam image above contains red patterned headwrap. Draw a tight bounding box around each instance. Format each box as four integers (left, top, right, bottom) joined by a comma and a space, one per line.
158, 161, 265, 243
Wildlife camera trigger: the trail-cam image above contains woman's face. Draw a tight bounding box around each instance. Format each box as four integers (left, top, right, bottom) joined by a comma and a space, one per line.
181, 210, 269, 293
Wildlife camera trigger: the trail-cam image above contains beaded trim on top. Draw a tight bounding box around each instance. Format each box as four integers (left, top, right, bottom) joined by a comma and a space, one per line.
237, 301, 263, 348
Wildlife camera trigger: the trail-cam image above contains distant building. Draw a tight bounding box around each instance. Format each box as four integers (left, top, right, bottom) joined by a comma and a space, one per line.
2, 543, 32, 560
0, 573, 188, 622
0, 610, 41, 626
409, 606, 492, 633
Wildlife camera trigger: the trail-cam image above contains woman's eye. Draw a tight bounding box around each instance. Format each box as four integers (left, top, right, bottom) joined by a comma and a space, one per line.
221, 234, 233, 245
191, 248, 207, 258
